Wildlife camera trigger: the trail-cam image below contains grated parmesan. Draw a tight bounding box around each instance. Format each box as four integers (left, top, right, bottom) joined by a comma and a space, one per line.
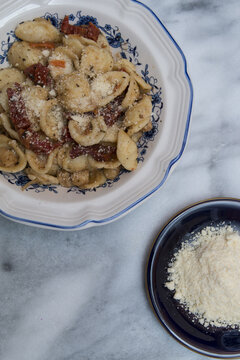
24, 95, 46, 118
49, 105, 64, 139
165, 225, 240, 328
49, 89, 56, 97
42, 50, 50, 57
91, 76, 114, 99
71, 114, 90, 131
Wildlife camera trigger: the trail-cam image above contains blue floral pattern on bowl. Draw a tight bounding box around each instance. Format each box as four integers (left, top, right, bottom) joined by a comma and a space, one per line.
0, 11, 163, 194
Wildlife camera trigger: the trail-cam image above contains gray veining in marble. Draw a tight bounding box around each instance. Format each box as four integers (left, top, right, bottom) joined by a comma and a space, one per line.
1, 0, 240, 359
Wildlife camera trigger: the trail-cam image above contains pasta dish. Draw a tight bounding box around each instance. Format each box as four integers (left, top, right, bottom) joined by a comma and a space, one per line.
0, 16, 152, 189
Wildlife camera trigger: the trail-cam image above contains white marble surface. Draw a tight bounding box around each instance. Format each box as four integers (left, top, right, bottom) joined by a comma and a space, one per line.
0, 0, 240, 359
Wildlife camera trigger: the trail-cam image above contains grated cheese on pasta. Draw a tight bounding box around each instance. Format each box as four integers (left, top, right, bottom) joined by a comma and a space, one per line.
71, 114, 90, 131
91, 76, 114, 98
42, 50, 50, 57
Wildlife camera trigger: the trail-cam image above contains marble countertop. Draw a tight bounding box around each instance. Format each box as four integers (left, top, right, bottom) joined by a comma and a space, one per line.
1, 0, 240, 359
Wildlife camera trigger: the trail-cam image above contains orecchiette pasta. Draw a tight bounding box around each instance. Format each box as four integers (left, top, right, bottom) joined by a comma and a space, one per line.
0, 15, 153, 190
0, 135, 27, 172
26, 148, 58, 174
88, 156, 120, 169
49, 46, 80, 78
114, 58, 151, 91
62, 35, 84, 56
80, 170, 106, 189
25, 168, 59, 185
58, 145, 89, 173
102, 123, 119, 143
97, 34, 111, 52
0, 113, 20, 140
113, 58, 136, 72
121, 76, 140, 109
56, 72, 94, 112
76, 36, 100, 47
40, 100, 64, 141
123, 95, 152, 136
0, 68, 25, 90
71, 170, 89, 187
8, 41, 46, 70
68, 115, 106, 146
22, 85, 48, 131
103, 167, 120, 180
80, 45, 113, 75
0, 83, 14, 112
117, 130, 138, 171
62, 154, 89, 173
91, 71, 130, 107
15, 18, 61, 43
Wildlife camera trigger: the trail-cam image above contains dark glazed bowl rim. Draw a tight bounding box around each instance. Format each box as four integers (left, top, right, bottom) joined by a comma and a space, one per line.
146, 197, 240, 359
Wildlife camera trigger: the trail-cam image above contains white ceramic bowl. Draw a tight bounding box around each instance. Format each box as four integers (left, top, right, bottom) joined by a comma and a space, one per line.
0, 0, 193, 230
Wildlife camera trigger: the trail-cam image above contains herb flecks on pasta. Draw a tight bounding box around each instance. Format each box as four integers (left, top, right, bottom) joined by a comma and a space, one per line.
0, 16, 152, 190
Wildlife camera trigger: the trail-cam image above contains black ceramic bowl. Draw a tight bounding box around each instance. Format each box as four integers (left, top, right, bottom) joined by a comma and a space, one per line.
146, 198, 240, 358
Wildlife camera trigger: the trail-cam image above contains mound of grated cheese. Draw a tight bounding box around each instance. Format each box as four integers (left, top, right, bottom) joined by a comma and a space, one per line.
165, 225, 240, 328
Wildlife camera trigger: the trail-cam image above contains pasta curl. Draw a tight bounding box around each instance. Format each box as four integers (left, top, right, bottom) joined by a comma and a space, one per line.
0, 135, 27, 172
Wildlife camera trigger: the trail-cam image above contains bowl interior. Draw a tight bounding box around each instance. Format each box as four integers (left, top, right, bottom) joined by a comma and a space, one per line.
0, 5, 163, 199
